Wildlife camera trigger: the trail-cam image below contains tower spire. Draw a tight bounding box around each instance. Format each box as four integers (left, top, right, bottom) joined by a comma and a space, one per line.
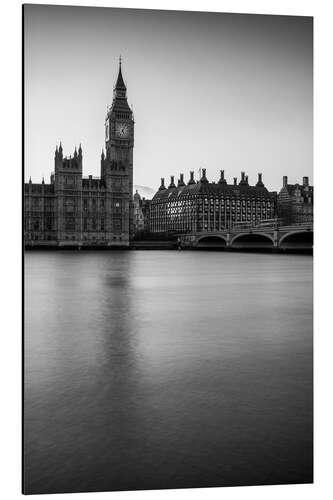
114, 56, 126, 93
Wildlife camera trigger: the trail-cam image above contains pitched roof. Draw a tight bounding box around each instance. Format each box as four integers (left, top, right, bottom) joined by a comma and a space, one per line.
281, 183, 313, 197
152, 181, 274, 202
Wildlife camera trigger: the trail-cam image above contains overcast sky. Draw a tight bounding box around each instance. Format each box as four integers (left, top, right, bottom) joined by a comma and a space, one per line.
24, 5, 312, 192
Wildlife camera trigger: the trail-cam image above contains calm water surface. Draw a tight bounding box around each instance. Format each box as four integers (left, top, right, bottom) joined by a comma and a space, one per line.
24, 251, 313, 493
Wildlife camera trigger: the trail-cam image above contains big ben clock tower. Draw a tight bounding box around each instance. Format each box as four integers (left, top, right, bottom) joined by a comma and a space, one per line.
101, 58, 134, 245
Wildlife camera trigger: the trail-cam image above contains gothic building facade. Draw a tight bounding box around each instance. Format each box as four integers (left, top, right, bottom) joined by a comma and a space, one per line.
133, 190, 151, 236
24, 61, 134, 247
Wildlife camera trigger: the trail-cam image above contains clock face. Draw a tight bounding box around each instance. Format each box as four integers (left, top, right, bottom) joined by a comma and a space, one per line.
116, 122, 130, 138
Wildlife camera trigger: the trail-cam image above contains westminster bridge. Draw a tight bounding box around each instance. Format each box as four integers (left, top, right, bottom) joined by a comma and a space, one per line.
178, 222, 313, 251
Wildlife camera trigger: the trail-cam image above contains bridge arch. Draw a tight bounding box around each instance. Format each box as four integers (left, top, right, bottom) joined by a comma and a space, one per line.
196, 235, 227, 248
279, 230, 313, 250
231, 232, 274, 249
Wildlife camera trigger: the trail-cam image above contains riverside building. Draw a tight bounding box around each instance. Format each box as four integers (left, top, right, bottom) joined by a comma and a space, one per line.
277, 176, 313, 225
150, 169, 277, 234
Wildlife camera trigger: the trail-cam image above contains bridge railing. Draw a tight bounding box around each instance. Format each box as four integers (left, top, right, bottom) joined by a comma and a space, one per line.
178, 221, 313, 239
230, 221, 313, 233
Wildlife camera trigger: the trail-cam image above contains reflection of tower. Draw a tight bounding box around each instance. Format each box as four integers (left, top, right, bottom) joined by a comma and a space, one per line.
101, 57, 134, 245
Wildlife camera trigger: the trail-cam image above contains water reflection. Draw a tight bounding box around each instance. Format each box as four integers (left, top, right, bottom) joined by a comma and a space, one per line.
24, 251, 313, 494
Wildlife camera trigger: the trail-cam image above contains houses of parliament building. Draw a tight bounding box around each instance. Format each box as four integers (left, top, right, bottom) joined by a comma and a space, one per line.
24, 61, 134, 247
24, 61, 313, 248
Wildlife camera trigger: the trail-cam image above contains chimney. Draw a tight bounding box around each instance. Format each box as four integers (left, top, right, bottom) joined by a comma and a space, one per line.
303, 176, 309, 187
158, 177, 166, 191
239, 172, 247, 185
168, 175, 176, 188
245, 175, 248, 184
188, 171, 195, 185
283, 175, 288, 187
200, 168, 208, 183
256, 173, 264, 187
233, 177, 237, 186
218, 169, 227, 184
178, 173, 185, 187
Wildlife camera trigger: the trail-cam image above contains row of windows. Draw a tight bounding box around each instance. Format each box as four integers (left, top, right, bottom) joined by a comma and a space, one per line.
81, 185, 106, 191
151, 199, 275, 209
154, 199, 273, 208
83, 199, 105, 209
198, 200, 272, 207
116, 112, 131, 119
151, 207, 274, 218
150, 203, 275, 233
25, 200, 55, 208
24, 234, 125, 242
25, 219, 109, 232
59, 161, 80, 170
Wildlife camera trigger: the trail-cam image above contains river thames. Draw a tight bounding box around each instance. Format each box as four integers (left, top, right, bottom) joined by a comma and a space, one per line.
24, 251, 313, 494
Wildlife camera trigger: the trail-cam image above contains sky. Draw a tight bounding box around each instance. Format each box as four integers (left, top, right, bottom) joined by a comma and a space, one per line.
24, 5, 313, 193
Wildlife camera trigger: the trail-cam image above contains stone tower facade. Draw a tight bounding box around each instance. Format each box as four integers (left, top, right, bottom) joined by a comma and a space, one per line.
101, 59, 134, 243
24, 60, 134, 248
54, 143, 83, 242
